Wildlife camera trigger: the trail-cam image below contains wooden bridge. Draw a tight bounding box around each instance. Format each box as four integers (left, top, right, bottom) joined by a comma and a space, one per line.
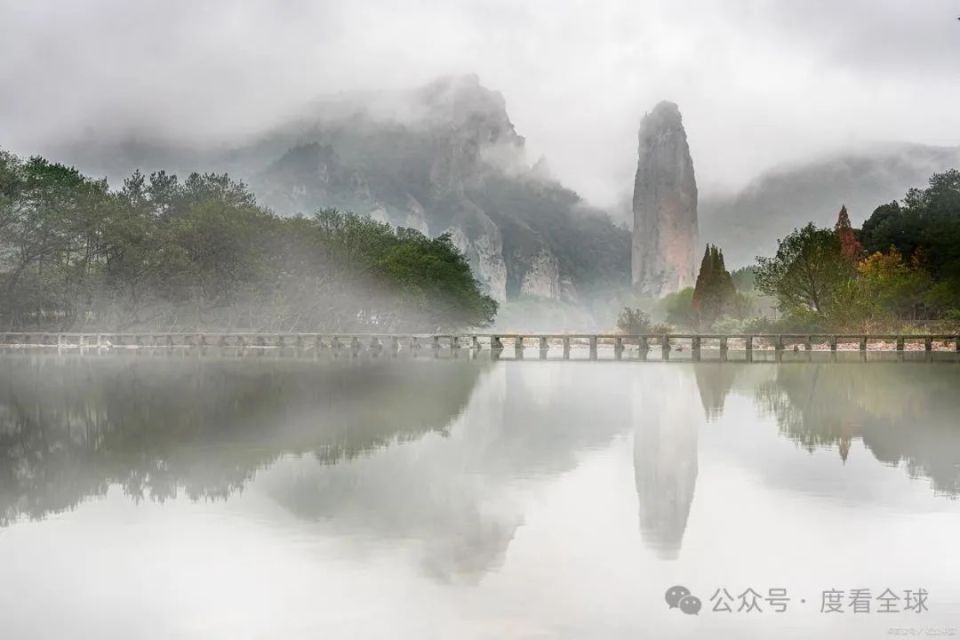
2, 332, 959, 360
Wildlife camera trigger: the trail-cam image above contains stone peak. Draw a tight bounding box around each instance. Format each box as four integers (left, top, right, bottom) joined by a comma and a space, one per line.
418, 74, 506, 116
640, 101, 685, 133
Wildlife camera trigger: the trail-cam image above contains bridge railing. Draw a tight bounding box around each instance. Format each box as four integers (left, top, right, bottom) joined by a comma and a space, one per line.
1, 331, 959, 360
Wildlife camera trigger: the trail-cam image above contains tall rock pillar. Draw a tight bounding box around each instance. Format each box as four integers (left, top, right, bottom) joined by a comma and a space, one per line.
632, 102, 698, 296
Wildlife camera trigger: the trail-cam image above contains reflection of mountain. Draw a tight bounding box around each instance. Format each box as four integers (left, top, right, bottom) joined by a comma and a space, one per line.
0, 355, 640, 584
262, 363, 635, 583
756, 364, 960, 495
0, 354, 489, 526
633, 368, 702, 559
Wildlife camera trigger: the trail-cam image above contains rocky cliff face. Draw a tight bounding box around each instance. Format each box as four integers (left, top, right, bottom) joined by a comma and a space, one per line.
632, 102, 699, 296
44, 75, 631, 306
243, 75, 629, 304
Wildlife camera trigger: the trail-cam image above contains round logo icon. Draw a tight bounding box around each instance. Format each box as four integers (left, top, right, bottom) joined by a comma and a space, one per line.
665, 585, 691, 609
678, 595, 702, 615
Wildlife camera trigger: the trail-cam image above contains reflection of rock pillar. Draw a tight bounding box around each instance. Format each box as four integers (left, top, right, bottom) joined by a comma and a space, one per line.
632, 368, 701, 559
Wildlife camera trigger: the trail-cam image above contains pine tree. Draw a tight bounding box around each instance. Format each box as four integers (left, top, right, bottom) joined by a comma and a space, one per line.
835, 205, 863, 262
716, 247, 736, 304
691, 244, 735, 329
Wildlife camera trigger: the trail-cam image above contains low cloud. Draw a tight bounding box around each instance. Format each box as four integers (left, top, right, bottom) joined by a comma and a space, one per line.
2, 0, 959, 206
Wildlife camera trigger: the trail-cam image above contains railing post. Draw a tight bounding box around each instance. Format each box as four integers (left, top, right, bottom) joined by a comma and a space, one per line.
491, 335, 503, 351
450, 335, 459, 350
896, 336, 905, 351
805, 335, 812, 351
515, 336, 524, 359
924, 337, 932, 352
775, 335, 784, 351
661, 335, 670, 360
859, 336, 867, 352
432, 335, 440, 351
614, 336, 623, 360
745, 335, 753, 353
830, 336, 838, 352
635, 336, 646, 360
955, 336, 960, 352
562, 336, 570, 359
472, 335, 480, 350
691, 336, 701, 360
589, 336, 598, 360
719, 336, 728, 360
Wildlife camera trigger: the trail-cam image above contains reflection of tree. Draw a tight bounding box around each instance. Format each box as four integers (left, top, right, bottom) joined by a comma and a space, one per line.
0, 354, 489, 526
756, 364, 960, 495
633, 369, 702, 559
693, 363, 740, 420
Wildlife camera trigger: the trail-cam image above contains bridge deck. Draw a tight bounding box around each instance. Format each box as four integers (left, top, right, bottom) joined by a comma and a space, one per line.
1, 331, 958, 360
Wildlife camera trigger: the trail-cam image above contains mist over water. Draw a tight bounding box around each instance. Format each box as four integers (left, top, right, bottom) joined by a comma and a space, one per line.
1, 353, 958, 638
3, 4, 960, 639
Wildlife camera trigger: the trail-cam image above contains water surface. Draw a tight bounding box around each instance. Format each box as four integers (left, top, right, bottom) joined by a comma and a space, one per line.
1, 352, 958, 639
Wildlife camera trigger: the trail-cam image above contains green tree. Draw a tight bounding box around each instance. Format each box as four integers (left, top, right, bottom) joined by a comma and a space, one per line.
0, 149, 497, 332
755, 223, 852, 324
861, 170, 960, 307
691, 244, 736, 329
659, 287, 695, 328
861, 169, 960, 282
616, 307, 651, 334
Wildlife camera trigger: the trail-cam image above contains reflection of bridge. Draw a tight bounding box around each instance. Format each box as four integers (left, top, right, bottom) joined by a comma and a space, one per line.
2, 332, 959, 360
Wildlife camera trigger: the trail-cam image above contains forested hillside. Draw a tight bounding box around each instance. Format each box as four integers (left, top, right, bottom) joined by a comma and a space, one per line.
0, 150, 496, 331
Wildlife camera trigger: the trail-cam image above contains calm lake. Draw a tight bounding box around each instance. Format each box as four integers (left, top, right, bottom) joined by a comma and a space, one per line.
1, 351, 958, 639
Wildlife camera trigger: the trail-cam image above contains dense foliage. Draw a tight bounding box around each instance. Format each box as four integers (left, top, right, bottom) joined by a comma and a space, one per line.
615, 306, 670, 334
691, 244, 736, 328
0, 150, 496, 331
860, 169, 960, 308
755, 172, 960, 331
648, 250, 754, 332
755, 223, 854, 320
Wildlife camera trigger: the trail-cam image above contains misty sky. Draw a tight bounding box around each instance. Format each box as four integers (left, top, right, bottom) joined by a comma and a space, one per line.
2, 0, 959, 206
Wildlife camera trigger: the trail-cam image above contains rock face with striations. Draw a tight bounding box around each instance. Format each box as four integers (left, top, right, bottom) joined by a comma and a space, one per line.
46, 75, 631, 307
243, 75, 630, 304
632, 102, 699, 296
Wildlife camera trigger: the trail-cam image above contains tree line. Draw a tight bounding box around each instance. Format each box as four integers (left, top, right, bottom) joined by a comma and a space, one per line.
755, 170, 960, 331
0, 150, 497, 332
